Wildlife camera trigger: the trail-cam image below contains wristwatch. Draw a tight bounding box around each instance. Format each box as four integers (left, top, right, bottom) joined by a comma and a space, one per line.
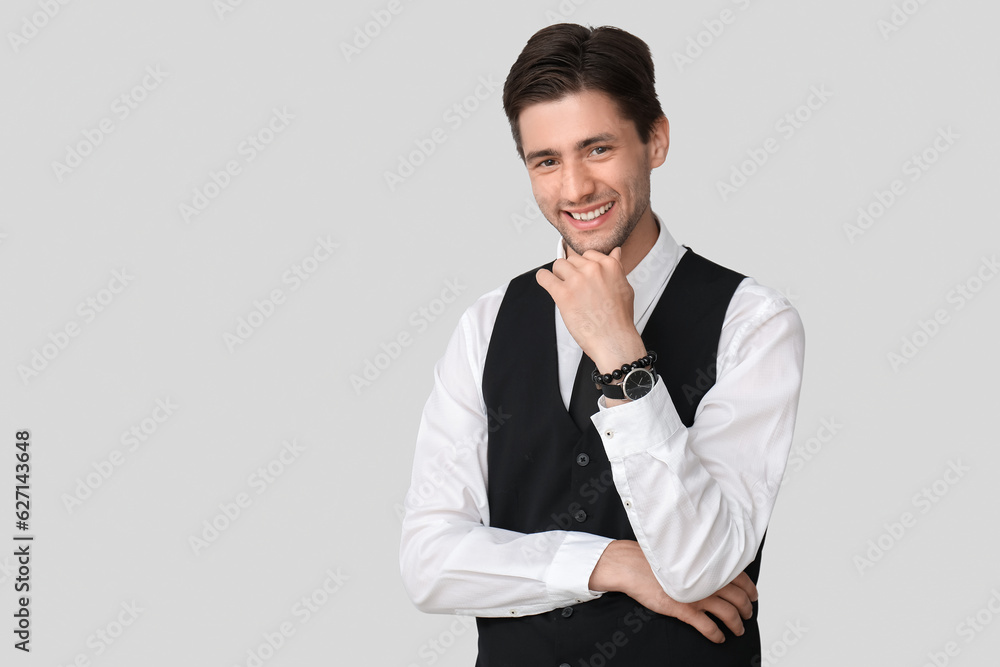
598, 366, 658, 401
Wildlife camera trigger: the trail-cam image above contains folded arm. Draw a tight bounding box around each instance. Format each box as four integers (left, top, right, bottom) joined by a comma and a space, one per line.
399, 298, 614, 617
589, 284, 805, 602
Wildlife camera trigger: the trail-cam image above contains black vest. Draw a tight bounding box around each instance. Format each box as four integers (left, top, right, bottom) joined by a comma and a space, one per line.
478, 249, 765, 666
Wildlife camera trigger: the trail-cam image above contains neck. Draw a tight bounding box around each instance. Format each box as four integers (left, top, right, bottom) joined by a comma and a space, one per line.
619, 208, 659, 275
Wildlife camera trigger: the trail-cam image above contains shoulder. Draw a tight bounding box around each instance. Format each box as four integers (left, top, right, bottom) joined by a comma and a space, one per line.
461, 261, 553, 329
454, 260, 553, 365
728, 277, 800, 326
718, 276, 805, 364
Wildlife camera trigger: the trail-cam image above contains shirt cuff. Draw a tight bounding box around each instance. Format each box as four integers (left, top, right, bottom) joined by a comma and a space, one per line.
546, 532, 615, 603
591, 378, 683, 459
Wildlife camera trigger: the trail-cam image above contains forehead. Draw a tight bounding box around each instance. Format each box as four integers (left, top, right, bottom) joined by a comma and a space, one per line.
518, 90, 636, 151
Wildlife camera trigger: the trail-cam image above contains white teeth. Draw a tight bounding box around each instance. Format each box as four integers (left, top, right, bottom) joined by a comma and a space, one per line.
570, 202, 613, 221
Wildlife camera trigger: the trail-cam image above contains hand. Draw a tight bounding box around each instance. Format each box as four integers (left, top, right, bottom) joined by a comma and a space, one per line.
589, 540, 757, 643
535, 246, 645, 372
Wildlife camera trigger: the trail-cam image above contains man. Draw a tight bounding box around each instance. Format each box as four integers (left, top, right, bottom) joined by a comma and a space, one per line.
400, 23, 805, 666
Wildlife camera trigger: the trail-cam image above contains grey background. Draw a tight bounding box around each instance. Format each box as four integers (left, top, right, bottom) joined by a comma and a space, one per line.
2, 0, 998, 665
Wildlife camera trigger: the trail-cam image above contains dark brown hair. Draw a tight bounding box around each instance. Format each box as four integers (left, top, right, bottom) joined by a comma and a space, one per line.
502, 23, 664, 160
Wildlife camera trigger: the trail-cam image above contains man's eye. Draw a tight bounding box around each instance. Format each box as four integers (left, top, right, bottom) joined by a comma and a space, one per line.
591, 146, 609, 156
538, 159, 556, 167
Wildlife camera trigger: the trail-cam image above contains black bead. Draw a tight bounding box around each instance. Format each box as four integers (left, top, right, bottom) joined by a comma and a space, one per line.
602, 373, 613, 384
620, 364, 630, 374
611, 369, 622, 380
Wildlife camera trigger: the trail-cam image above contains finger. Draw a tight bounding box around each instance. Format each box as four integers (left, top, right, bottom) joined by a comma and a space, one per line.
715, 583, 754, 621
730, 572, 758, 602
535, 268, 561, 297
561, 252, 592, 270
549, 258, 580, 280
699, 597, 745, 637
581, 248, 625, 275
580, 248, 613, 265
680, 611, 725, 644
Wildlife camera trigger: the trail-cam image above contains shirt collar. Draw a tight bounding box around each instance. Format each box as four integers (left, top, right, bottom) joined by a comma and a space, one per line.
554, 212, 683, 327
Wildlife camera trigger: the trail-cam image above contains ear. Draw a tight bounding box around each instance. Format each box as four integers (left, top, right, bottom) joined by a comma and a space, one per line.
648, 116, 670, 169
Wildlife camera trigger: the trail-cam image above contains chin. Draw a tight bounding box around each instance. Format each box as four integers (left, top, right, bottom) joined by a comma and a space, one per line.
564, 238, 614, 257
567, 225, 625, 251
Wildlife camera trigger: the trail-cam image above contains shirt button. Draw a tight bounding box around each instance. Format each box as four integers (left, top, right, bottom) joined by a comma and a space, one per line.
561, 607, 574, 618
604, 429, 614, 439
576, 453, 590, 466
573, 509, 587, 523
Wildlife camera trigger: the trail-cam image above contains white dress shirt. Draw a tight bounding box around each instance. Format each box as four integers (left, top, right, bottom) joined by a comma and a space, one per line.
399, 216, 805, 616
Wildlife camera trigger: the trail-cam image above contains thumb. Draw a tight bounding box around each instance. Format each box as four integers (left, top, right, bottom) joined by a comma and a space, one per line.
610, 246, 622, 263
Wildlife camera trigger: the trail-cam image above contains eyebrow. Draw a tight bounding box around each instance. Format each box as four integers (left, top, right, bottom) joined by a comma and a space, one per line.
524, 133, 618, 163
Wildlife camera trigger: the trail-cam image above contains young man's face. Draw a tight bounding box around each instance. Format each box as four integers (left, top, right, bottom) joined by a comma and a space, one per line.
518, 89, 667, 257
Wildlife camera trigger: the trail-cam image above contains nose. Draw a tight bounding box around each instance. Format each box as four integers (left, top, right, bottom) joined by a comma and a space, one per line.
560, 159, 595, 205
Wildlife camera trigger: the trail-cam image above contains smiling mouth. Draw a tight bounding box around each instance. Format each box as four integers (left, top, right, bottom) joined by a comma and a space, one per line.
566, 201, 614, 221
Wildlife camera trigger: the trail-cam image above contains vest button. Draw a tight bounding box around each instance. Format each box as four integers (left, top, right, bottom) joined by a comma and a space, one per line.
576, 453, 590, 466
573, 509, 587, 523
560, 664, 572, 667
561, 606, 574, 618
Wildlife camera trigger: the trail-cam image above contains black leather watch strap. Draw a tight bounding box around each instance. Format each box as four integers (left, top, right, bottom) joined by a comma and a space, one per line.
598, 367, 657, 401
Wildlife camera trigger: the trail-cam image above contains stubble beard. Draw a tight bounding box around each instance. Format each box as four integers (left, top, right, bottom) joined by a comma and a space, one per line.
547, 171, 651, 257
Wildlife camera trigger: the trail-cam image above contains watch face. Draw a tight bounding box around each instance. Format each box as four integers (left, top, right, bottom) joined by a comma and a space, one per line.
623, 369, 654, 400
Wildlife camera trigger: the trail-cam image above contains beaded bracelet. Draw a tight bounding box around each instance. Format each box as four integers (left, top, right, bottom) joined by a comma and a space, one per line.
591, 350, 657, 386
